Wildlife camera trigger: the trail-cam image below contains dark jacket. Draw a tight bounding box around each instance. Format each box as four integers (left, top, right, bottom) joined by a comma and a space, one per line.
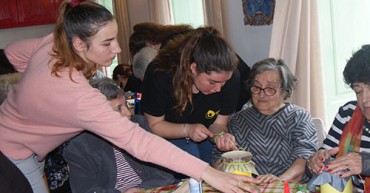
63, 115, 174, 193
0, 49, 16, 75
0, 151, 32, 193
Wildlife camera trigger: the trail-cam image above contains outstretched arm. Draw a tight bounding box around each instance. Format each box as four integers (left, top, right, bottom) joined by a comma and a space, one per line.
201, 166, 260, 193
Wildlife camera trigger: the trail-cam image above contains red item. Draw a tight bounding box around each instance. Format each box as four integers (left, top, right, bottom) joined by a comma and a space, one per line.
284, 181, 290, 193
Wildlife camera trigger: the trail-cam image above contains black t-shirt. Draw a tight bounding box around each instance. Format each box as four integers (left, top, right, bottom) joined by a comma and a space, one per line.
141, 63, 240, 128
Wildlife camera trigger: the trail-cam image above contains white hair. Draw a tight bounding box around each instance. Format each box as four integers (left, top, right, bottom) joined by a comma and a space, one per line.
132, 47, 158, 81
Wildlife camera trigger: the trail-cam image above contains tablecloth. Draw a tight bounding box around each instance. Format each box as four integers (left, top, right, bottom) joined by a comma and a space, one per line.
144, 180, 309, 193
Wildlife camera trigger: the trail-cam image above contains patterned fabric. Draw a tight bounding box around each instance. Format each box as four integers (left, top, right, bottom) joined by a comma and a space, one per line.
144, 180, 308, 193
114, 148, 142, 192
44, 141, 70, 191
337, 106, 363, 156
322, 101, 370, 193
212, 103, 318, 182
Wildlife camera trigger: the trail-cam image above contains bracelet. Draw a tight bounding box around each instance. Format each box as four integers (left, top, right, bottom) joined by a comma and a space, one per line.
306, 155, 313, 171
183, 124, 190, 143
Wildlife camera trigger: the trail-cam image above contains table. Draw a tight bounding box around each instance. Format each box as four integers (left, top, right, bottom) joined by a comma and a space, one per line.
144, 179, 308, 193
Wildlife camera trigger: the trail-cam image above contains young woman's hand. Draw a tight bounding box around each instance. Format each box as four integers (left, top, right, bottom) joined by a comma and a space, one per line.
201, 166, 260, 193
186, 123, 213, 142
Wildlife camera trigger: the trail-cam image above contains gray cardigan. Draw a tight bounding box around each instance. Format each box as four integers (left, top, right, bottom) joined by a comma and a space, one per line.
63, 115, 174, 193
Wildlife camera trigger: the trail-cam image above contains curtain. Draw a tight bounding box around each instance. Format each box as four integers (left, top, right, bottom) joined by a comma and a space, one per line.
113, 0, 131, 65
148, 0, 173, 24
269, 0, 327, 125
202, 0, 224, 36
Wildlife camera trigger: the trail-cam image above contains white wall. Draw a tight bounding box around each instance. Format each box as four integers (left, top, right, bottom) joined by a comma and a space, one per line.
222, 1, 272, 67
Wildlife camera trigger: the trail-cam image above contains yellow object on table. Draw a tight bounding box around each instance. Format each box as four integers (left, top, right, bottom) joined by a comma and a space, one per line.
320, 178, 352, 193
232, 170, 252, 177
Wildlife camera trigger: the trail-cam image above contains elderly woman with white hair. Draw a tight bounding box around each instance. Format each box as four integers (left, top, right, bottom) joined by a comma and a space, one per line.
212, 58, 318, 183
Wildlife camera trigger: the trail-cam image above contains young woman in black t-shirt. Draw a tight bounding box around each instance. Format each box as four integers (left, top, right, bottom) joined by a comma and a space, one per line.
141, 27, 240, 167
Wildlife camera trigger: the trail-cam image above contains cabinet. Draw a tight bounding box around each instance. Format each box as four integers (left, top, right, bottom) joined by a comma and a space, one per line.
0, 0, 61, 29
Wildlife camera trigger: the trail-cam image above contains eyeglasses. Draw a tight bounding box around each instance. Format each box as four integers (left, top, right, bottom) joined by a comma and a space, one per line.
250, 86, 279, 96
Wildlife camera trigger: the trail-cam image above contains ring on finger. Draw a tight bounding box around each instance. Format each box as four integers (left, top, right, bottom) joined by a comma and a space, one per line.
238, 181, 243, 187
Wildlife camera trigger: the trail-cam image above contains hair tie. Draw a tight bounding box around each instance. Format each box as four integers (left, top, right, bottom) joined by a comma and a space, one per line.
70, 0, 81, 7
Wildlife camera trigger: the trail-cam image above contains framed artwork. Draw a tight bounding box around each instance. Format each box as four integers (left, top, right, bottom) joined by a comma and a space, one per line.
242, 0, 276, 26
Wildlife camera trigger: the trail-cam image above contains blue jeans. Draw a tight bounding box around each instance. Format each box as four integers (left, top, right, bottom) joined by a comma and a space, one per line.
10, 154, 48, 193
169, 138, 213, 181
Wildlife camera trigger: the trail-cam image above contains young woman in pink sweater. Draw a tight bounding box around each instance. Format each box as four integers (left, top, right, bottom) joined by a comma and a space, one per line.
0, 1, 259, 193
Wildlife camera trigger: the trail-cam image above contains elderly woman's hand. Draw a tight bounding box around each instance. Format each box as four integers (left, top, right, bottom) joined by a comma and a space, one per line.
256, 174, 281, 184
308, 147, 339, 174
214, 132, 238, 151
326, 152, 362, 178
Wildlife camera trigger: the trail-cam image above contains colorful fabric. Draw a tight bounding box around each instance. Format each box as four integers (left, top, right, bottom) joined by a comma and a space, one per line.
336, 106, 363, 156
336, 105, 370, 192
44, 141, 70, 191
114, 148, 142, 192
321, 101, 370, 192
144, 181, 309, 193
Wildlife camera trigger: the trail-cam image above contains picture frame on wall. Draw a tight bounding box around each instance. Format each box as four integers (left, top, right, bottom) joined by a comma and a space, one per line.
242, 0, 276, 26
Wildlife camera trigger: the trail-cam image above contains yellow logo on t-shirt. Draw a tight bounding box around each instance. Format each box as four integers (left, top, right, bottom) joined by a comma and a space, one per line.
205, 110, 219, 119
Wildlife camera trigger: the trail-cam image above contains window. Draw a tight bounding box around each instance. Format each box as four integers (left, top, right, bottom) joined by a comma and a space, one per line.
318, 0, 370, 125
171, 0, 204, 27
97, 0, 118, 78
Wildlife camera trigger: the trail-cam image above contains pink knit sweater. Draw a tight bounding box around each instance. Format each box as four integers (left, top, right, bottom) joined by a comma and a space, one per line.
0, 34, 207, 181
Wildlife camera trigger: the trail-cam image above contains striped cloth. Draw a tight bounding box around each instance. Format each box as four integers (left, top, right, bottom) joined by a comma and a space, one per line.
114, 148, 142, 192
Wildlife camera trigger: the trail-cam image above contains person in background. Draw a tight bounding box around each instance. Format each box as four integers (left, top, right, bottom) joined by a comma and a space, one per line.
112, 64, 130, 88
64, 77, 174, 193
129, 22, 193, 57
112, 64, 142, 92
132, 46, 157, 81
212, 58, 318, 183
308, 45, 370, 192
0, 1, 259, 193
141, 26, 240, 171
